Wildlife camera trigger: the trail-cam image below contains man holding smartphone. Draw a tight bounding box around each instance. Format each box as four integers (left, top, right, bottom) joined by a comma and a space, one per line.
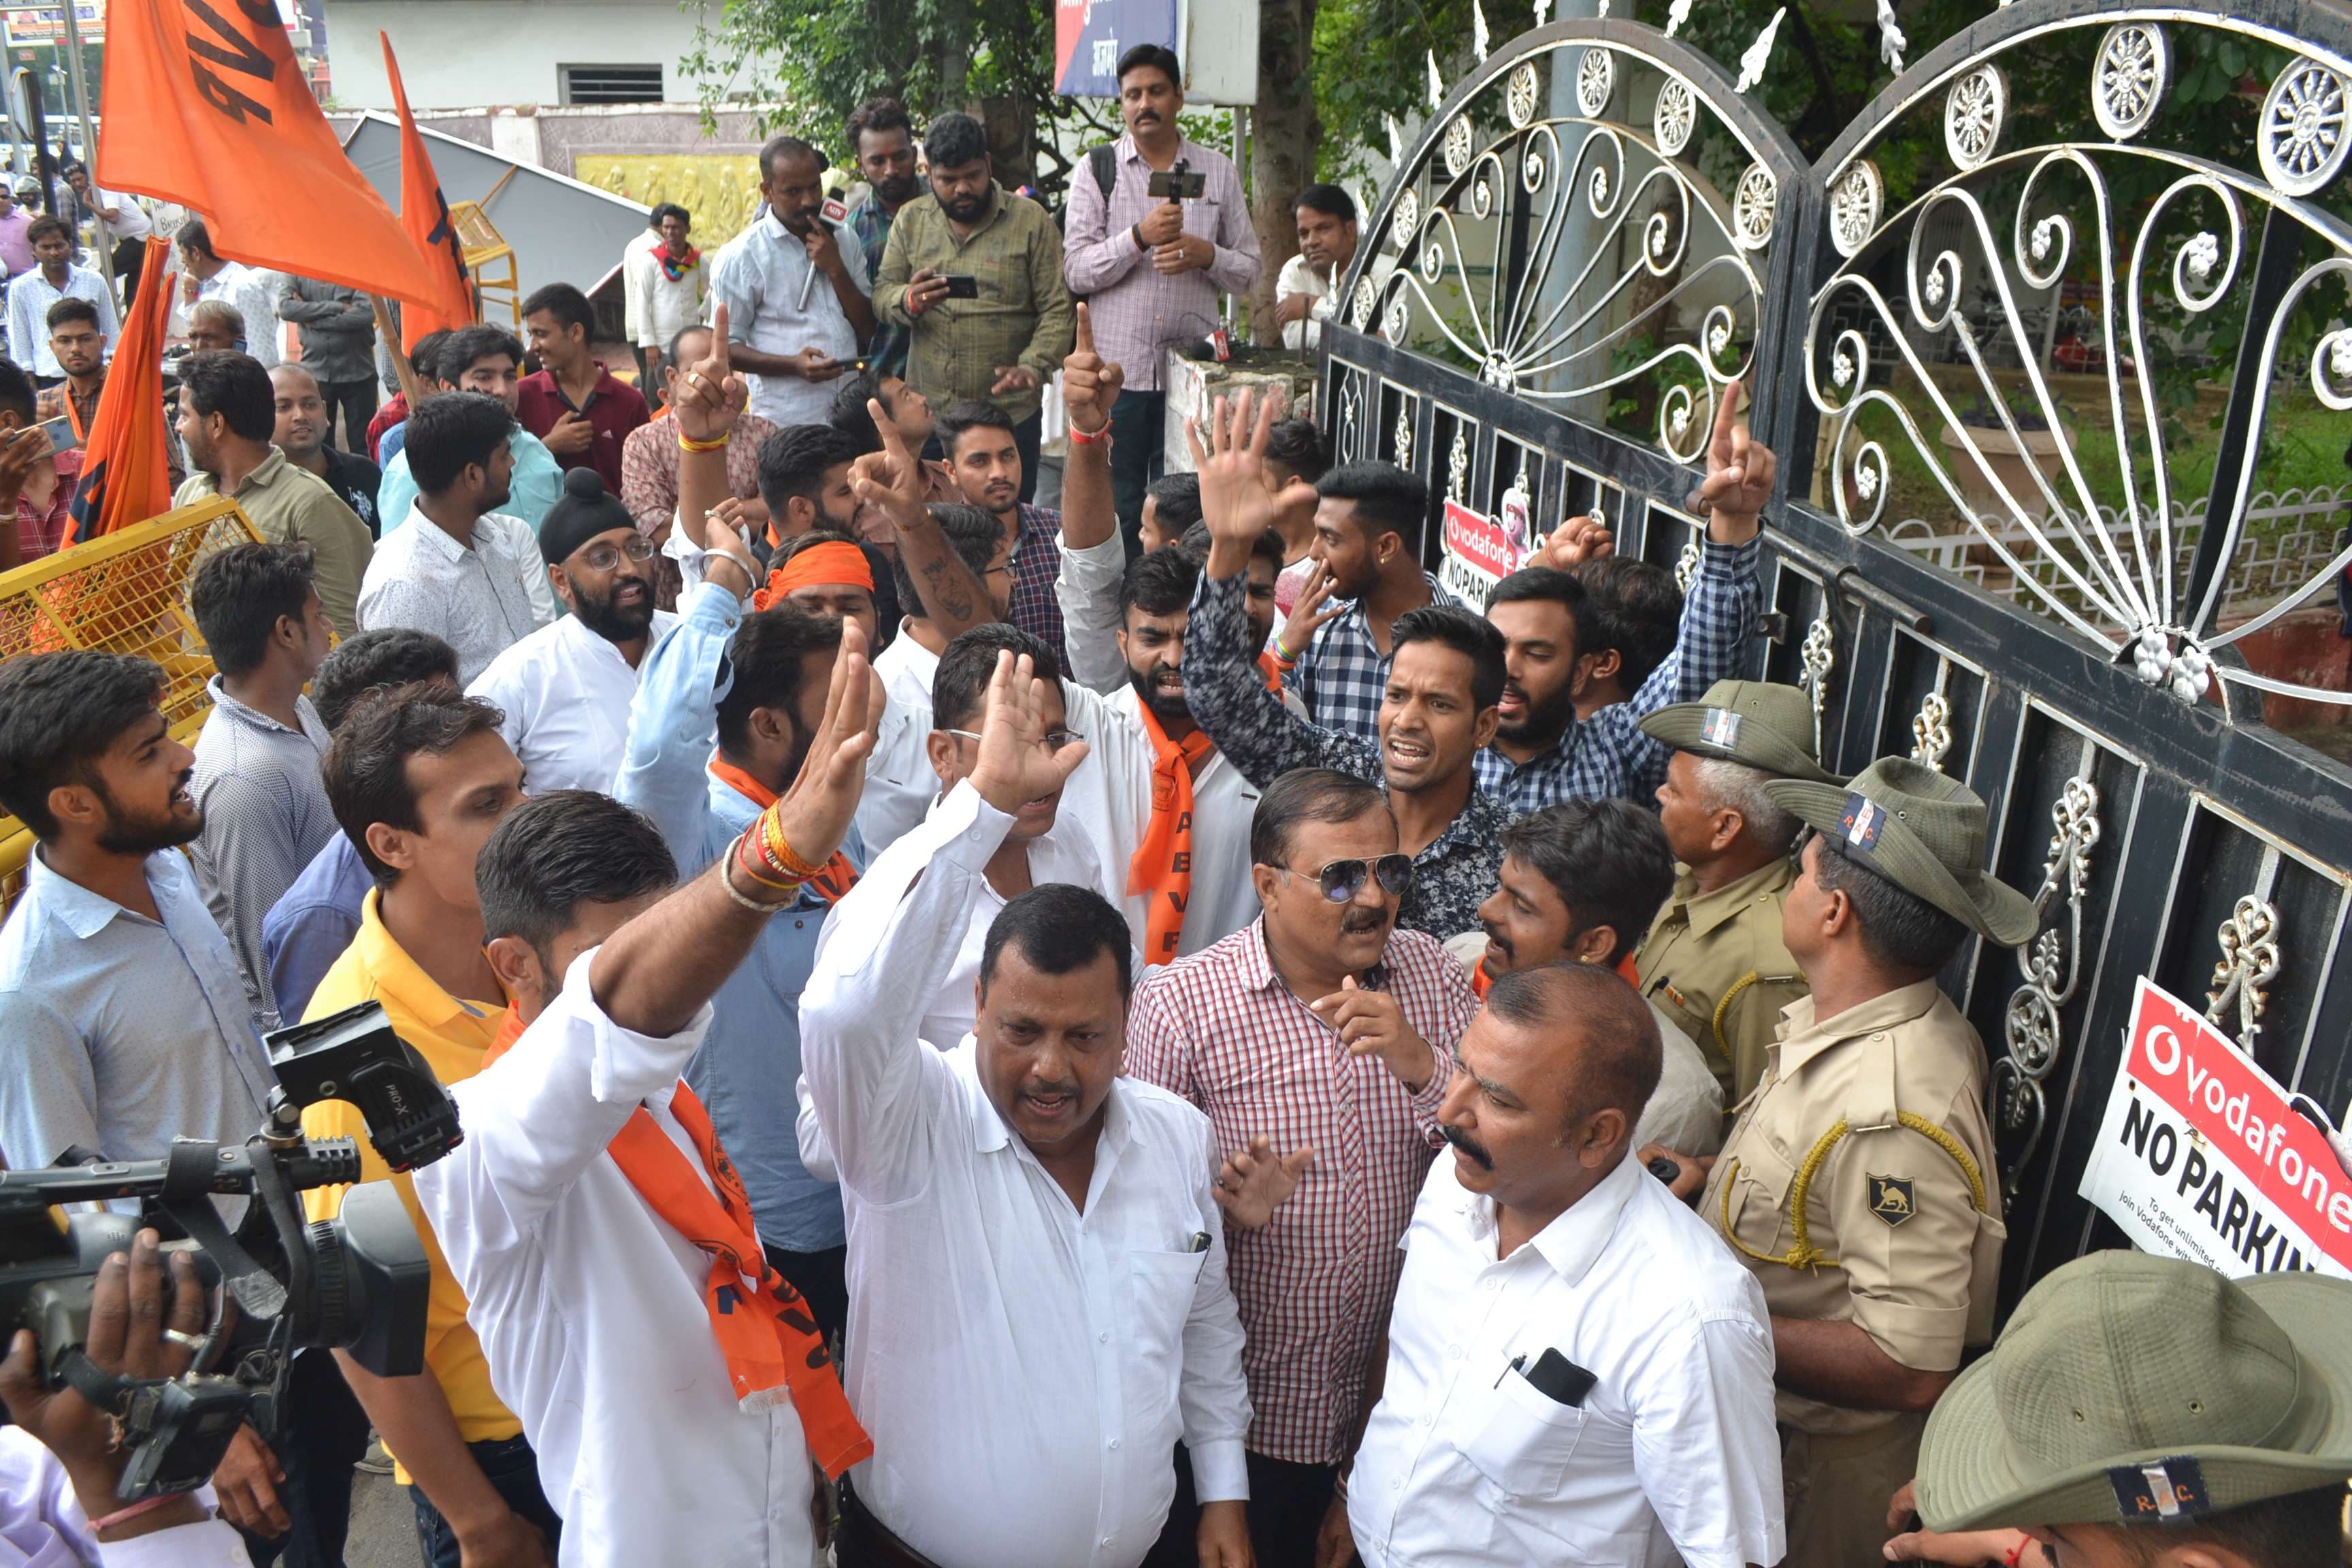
873, 111, 1073, 506
710, 134, 875, 427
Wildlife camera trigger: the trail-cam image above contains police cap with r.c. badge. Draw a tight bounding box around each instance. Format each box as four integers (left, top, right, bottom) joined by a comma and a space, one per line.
1913, 1250, 2352, 1533
1638, 679, 1842, 785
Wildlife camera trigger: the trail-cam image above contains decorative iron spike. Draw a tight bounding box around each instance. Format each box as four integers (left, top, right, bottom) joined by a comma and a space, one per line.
1473, 0, 1490, 62
1736, 6, 1786, 94
1877, 0, 1907, 74
1665, 0, 1692, 39
1427, 50, 1446, 111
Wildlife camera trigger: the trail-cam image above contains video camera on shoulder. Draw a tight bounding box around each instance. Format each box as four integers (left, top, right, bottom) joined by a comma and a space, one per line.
1148, 159, 1206, 201
0, 1002, 461, 1503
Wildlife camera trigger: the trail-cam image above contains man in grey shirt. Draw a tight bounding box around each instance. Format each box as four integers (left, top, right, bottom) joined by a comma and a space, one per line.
278, 276, 380, 455
186, 541, 338, 1033
0, 650, 277, 1175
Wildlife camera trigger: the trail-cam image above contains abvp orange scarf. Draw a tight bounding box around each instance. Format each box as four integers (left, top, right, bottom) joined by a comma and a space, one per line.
1128, 704, 1215, 965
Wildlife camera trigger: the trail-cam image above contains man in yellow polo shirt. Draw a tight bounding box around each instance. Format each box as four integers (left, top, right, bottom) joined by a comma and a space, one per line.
301, 679, 549, 1568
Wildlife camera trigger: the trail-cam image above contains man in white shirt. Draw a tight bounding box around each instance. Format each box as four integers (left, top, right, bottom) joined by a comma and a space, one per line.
412, 621, 883, 1568
621, 203, 705, 389
173, 218, 278, 370
1273, 185, 1358, 352
1441, 800, 1725, 1155
468, 468, 676, 793
359, 392, 557, 684
800, 648, 1254, 1568
709, 136, 875, 427
862, 502, 1011, 853
1339, 964, 1784, 1568
819, 623, 1116, 1051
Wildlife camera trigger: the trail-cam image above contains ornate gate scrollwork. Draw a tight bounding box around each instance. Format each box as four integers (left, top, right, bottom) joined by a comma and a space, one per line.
2206, 895, 2283, 1049
1995, 771, 2102, 1200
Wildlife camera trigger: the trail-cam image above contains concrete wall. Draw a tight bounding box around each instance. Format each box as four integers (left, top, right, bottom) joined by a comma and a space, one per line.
327, 1, 707, 110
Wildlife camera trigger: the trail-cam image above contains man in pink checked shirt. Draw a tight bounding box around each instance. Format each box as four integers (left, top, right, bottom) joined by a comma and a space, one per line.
1124, 766, 1478, 1567
1063, 43, 1260, 550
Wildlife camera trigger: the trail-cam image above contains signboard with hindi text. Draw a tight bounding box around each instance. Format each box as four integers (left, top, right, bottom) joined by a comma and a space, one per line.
2076, 978, 2352, 1281
1054, 0, 1258, 103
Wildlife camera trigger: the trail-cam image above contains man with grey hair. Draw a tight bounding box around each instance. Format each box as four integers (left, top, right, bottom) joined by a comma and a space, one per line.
1632, 678, 1836, 1108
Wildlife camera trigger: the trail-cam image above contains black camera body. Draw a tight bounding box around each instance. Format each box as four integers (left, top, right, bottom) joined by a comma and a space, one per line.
0, 1002, 462, 1501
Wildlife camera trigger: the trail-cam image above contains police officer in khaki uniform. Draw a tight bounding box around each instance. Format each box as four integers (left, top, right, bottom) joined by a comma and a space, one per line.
1689, 757, 2036, 1568
1633, 679, 1837, 1109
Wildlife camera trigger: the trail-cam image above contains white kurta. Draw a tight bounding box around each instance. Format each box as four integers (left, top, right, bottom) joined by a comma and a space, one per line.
412, 958, 820, 1568
799, 783, 1254, 1568
468, 609, 679, 795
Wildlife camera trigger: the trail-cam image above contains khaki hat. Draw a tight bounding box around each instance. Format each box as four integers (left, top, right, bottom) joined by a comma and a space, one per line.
1637, 679, 1841, 785
1765, 756, 2037, 946
1916, 1250, 2352, 1531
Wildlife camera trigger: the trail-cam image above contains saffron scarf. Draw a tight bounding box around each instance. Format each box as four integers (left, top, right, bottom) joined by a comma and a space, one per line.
706, 755, 860, 904
482, 1003, 872, 1477
657, 245, 701, 282
1471, 949, 1641, 999
753, 539, 873, 611
1257, 649, 1285, 692
1128, 704, 1216, 965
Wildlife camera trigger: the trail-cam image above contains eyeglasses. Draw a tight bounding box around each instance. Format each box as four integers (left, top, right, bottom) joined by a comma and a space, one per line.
941, 727, 1083, 752
576, 535, 657, 572
984, 553, 1020, 579
1279, 853, 1415, 903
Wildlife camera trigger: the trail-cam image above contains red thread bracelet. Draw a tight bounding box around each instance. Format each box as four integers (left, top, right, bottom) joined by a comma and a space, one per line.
2004, 1537, 2030, 1567
91, 1494, 180, 1533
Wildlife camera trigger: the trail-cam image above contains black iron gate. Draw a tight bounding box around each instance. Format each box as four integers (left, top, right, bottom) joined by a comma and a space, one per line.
1324, 0, 2352, 1305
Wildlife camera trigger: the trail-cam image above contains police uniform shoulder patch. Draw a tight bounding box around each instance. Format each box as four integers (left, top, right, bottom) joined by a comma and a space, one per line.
1866, 1173, 1916, 1226
2106, 1456, 2210, 1524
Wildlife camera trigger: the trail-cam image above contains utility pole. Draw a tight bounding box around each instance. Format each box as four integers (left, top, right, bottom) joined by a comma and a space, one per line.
56, 0, 112, 297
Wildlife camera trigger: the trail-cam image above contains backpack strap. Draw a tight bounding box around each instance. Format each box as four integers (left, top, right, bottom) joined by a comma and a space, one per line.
1090, 144, 1117, 199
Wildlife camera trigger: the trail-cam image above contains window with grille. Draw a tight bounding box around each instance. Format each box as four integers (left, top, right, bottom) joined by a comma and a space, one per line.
559, 65, 664, 105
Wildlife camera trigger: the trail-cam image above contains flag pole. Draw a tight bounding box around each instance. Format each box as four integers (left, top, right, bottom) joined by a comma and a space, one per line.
56, 0, 113, 301
371, 296, 423, 408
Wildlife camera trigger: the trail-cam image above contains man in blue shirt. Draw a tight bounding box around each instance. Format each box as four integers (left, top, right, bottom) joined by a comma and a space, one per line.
613, 512, 864, 1335
261, 627, 462, 1024
378, 325, 563, 534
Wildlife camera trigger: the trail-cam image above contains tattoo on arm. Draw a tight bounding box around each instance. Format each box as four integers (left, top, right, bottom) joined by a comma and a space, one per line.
921, 557, 975, 621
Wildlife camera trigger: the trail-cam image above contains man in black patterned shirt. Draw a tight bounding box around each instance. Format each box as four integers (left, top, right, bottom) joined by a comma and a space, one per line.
1186, 387, 1778, 941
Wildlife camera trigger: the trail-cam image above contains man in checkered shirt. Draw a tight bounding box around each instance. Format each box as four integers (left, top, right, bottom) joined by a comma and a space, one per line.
1276, 461, 1460, 744
1125, 766, 1479, 1567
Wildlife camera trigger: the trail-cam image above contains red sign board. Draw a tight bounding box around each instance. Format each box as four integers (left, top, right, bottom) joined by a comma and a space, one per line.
1441, 498, 1526, 582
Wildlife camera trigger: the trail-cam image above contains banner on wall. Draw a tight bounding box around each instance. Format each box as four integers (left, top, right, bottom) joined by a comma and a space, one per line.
1056, 0, 1177, 97
2076, 977, 2352, 1281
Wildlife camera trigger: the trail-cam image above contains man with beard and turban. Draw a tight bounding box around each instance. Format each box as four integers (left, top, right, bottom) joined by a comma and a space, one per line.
872, 110, 1073, 506
1124, 766, 1477, 1567
468, 468, 677, 794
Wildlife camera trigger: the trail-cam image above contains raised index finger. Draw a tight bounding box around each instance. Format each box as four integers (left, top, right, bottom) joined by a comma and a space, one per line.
1709, 377, 1743, 466
1074, 299, 1095, 359
710, 302, 732, 378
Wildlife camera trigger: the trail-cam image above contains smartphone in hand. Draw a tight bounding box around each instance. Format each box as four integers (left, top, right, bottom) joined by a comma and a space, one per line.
35, 414, 79, 453
941, 275, 980, 299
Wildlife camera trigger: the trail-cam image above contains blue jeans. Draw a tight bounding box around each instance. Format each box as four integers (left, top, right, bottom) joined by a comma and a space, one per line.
410, 1433, 563, 1568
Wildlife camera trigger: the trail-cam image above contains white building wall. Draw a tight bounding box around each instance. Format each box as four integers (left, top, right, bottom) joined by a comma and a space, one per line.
327, 1, 707, 110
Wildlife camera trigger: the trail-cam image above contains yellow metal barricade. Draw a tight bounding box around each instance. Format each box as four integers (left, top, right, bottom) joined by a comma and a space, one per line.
0, 497, 263, 911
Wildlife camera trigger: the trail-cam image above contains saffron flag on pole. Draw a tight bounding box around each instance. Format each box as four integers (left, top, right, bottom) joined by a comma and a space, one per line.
382, 31, 473, 350
95, 0, 445, 306
67, 235, 176, 542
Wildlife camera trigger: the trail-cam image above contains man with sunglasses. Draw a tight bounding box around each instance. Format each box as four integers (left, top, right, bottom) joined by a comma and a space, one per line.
468, 469, 677, 793
1127, 766, 1478, 1567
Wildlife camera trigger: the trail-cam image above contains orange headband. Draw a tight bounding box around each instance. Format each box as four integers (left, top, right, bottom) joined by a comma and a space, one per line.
754, 540, 874, 611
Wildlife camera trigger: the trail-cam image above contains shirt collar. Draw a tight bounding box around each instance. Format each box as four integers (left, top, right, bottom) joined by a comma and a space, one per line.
353, 887, 500, 1033
203, 676, 308, 737
1421, 789, 1511, 861
401, 503, 476, 557
1776, 977, 1942, 1079
1520, 1152, 1644, 1284
1676, 855, 1797, 940
227, 446, 290, 497
22, 845, 160, 938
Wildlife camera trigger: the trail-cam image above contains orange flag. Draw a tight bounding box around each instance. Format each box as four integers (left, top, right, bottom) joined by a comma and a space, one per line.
68, 235, 176, 542
382, 31, 473, 350
95, 0, 444, 306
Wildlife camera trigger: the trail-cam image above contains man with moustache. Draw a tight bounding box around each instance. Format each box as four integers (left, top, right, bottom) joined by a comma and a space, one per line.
800, 650, 1254, 1568
1337, 964, 1783, 1568
468, 469, 676, 794
710, 135, 876, 427
1274, 184, 1358, 351
1126, 768, 1478, 1565
874, 110, 1073, 506
841, 97, 921, 378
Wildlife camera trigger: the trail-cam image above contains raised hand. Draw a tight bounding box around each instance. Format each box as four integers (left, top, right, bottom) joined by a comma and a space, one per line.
1212, 1136, 1316, 1230
849, 397, 929, 525
990, 365, 1041, 396
1309, 975, 1436, 1092
967, 650, 1090, 817
1062, 301, 1124, 438
672, 302, 747, 445
0, 424, 52, 516
768, 618, 877, 871
1276, 560, 1346, 659
1535, 513, 1615, 570
800, 218, 844, 278
1690, 378, 1773, 543
1188, 387, 1292, 549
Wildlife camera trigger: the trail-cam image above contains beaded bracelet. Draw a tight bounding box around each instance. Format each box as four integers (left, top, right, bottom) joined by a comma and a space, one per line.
679, 431, 731, 455
722, 830, 804, 912
1271, 632, 1302, 664
758, 808, 826, 881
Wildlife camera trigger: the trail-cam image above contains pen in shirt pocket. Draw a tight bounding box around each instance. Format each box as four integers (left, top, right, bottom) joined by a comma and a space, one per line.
1187, 1230, 1211, 1253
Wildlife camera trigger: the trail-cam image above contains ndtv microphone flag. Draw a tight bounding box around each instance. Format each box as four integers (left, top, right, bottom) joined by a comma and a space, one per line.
382, 31, 473, 349
96, 0, 445, 306
68, 236, 176, 542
